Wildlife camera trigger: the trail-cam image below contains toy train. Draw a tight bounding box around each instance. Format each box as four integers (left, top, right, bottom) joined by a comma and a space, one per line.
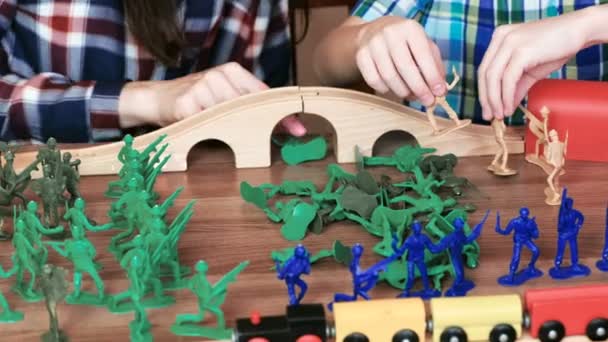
232, 284, 608, 342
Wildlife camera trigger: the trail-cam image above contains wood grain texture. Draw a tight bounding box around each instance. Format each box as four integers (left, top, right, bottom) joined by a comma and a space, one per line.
12, 87, 524, 176
1, 141, 607, 342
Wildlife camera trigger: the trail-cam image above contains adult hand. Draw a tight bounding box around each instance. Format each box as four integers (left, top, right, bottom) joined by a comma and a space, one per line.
120, 62, 306, 136
355, 16, 446, 106
478, 8, 599, 121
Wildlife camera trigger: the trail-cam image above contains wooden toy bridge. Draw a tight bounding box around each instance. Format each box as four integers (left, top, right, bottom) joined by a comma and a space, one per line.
14, 87, 524, 176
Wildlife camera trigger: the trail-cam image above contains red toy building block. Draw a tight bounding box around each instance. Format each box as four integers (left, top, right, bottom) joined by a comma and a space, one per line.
526, 79, 608, 162
525, 284, 608, 339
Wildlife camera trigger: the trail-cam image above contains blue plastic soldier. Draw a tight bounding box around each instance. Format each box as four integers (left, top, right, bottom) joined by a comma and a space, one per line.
392, 221, 443, 299
549, 189, 590, 279
496, 208, 543, 286
437, 211, 489, 296
274, 245, 311, 306
328, 244, 397, 310
596, 206, 608, 272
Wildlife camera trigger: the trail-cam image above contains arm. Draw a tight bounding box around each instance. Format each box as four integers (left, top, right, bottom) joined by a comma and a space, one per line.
14, 234, 37, 255
0, 1, 127, 142
495, 212, 514, 235
274, 259, 285, 279
466, 210, 490, 243
35, 219, 63, 234
46, 242, 68, 258
429, 236, 449, 254
530, 218, 540, 239
89, 222, 113, 232
0, 260, 17, 278
391, 233, 407, 256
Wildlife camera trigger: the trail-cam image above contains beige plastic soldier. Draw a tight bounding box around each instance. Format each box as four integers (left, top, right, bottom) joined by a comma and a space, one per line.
426, 67, 471, 136
544, 129, 568, 205
487, 118, 517, 176
519, 105, 564, 177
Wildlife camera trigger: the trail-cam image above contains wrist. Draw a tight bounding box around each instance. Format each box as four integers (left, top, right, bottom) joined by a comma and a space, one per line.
580, 4, 608, 47
118, 81, 161, 128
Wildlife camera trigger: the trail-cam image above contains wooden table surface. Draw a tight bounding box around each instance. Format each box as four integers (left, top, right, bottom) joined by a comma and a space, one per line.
2, 141, 608, 342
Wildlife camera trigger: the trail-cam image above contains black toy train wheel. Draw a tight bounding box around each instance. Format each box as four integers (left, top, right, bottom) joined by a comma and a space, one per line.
392, 329, 419, 342
439, 326, 468, 342
343, 332, 369, 342
489, 324, 517, 342
587, 318, 608, 341
538, 320, 566, 342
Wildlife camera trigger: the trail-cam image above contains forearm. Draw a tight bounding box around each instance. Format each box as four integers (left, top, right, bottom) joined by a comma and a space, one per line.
118, 81, 159, 129
313, 17, 367, 86
581, 4, 608, 46
0, 73, 125, 142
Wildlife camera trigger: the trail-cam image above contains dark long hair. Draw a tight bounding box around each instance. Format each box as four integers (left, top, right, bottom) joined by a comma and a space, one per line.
123, 0, 185, 67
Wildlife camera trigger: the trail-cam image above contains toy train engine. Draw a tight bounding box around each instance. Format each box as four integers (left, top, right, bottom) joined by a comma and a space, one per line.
233, 304, 329, 342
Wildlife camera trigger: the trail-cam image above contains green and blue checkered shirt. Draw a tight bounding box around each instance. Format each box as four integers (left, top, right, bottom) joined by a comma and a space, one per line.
353, 0, 608, 125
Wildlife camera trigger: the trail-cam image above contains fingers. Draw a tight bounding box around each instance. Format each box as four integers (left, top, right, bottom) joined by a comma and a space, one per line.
501, 51, 527, 116
406, 29, 445, 97
368, 36, 410, 97
174, 62, 270, 122
280, 115, 307, 137
478, 26, 512, 121
222, 62, 269, 93
356, 19, 445, 105
356, 48, 389, 93
429, 41, 446, 81
383, 30, 431, 105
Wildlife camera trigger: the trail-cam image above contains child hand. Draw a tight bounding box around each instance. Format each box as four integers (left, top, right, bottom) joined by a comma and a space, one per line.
121, 62, 306, 136
355, 16, 446, 106
478, 8, 597, 121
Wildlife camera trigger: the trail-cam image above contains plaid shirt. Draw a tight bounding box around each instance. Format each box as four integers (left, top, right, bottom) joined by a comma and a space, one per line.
353, 0, 608, 125
0, 0, 291, 143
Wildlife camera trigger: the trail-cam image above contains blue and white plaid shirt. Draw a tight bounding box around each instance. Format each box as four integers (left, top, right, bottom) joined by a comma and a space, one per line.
0, 0, 291, 142
353, 0, 608, 124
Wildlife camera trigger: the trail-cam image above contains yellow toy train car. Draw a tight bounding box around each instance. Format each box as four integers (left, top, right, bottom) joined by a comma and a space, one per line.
333, 298, 426, 342
430, 294, 523, 342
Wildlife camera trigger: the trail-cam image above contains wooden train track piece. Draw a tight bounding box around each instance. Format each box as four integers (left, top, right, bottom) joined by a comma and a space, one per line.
13, 87, 524, 176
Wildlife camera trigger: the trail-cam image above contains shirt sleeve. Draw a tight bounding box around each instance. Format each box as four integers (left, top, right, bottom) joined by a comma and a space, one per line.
0, 0, 125, 143
351, 0, 421, 21
257, 0, 291, 88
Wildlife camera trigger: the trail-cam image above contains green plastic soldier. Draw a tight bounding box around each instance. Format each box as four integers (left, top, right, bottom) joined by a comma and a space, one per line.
46, 225, 106, 306
108, 178, 151, 253
60, 153, 81, 205
109, 235, 174, 313
106, 157, 145, 198
20, 201, 64, 239
127, 255, 153, 342
31, 164, 65, 228
11, 218, 46, 302
141, 201, 194, 288
38, 138, 62, 172
171, 260, 249, 339
2, 150, 40, 204
38, 264, 69, 342
64, 198, 112, 234
0, 257, 25, 322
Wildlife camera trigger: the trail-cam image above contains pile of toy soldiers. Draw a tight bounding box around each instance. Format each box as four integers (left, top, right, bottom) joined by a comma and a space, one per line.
0, 138, 81, 240
0, 135, 249, 342
242, 145, 482, 293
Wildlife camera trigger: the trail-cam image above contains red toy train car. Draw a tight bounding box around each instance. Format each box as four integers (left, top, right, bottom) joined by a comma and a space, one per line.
526, 79, 608, 162
233, 284, 608, 342
525, 284, 608, 341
